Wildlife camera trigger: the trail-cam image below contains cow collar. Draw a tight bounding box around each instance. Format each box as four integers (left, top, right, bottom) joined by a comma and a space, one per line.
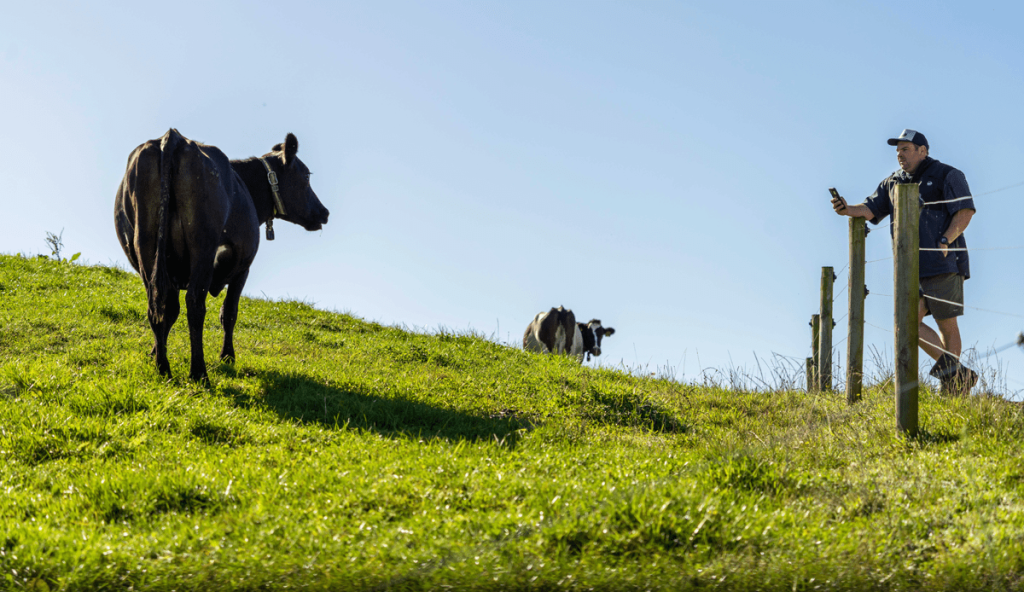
258, 158, 288, 241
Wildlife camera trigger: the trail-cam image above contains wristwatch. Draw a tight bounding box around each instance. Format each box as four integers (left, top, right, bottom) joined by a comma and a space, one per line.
940, 237, 949, 245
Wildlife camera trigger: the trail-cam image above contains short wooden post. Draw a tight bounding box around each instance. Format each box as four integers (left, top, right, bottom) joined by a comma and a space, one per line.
894, 183, 920, 435
809, 314, 820, 392
805, 357, 814, 392
846, 218, 866, 403
818, 267, 834, 392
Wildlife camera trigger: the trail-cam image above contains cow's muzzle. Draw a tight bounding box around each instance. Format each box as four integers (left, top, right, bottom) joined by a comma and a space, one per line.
301, 207, 329, 231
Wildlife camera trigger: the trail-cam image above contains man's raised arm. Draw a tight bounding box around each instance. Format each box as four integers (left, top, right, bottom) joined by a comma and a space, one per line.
831, 193, 876, 221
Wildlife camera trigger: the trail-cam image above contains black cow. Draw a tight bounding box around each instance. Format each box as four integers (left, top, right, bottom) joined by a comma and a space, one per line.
114, 129, 329, 381
523, 306, 615, 363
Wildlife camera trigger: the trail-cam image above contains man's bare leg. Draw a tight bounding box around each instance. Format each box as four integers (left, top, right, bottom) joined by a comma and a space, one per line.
934, 317, 962, 357
918, 299, 973, 394
917, 299, 948, 360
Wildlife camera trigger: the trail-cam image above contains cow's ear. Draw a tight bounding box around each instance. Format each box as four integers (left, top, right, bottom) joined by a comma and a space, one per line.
281, 133, 299, 166
602, 327, 615, 336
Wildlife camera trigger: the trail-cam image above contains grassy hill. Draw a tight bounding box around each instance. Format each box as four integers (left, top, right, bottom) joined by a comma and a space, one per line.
2, 253, 1024, 591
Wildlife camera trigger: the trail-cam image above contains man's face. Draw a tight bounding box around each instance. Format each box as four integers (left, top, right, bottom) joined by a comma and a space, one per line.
896, 141, 928, 174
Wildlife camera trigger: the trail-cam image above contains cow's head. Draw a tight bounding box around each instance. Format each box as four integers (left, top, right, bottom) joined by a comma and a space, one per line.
262, 133, 330, 231
578, 319, 615, 361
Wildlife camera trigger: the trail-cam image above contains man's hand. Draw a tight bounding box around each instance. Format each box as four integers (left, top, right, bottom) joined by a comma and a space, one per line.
830, 199, 876, 222
941, 210, 974, 258
831, 194, 849, 215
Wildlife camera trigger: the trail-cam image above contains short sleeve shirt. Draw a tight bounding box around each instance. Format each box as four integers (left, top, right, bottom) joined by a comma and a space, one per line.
863, 158, 975, 279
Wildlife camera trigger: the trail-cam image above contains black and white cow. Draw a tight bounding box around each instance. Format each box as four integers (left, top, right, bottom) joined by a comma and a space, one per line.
523, 306, 615, 363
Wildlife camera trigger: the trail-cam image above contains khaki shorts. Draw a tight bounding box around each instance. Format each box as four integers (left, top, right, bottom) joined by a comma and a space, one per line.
921, 273, 964, 320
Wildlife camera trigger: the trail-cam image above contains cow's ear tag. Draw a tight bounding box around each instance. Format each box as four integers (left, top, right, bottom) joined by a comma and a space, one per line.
266, 219, 275, 241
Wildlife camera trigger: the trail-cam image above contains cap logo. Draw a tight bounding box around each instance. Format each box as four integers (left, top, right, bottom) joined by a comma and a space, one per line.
901, 129, 917, 141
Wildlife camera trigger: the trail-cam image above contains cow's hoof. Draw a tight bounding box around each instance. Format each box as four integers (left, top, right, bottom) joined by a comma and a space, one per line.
219, 352, 236, 364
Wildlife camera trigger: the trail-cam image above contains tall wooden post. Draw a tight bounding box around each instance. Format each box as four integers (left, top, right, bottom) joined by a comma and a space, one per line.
846, 218, 866, 403
809, 314, 820, 392
818, 267, 834, 392
894, 184, 920, 435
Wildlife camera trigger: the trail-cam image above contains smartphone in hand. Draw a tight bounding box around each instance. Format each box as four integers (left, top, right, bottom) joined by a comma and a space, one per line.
829, 187, 847, 214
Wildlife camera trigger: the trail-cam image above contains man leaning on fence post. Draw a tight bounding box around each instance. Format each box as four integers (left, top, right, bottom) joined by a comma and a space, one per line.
831, 129, 978, 395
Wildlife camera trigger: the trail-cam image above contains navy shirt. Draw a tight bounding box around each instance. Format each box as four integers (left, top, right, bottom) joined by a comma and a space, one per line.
864, 157, 975, 279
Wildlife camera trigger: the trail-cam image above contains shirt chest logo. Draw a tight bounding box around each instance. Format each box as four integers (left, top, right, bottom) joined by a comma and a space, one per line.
927, 181, 933, 186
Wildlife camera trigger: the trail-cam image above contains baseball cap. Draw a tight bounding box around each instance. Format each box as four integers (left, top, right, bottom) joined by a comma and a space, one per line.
887, 129, 929, 148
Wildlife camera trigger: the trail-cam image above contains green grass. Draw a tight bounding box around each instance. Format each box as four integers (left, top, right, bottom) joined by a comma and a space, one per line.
2, 253, 1024, 591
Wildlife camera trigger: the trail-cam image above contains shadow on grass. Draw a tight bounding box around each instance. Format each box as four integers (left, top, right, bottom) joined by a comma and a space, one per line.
908, 429, 961, 447
589, 391, 688, 433
221, 368, 529, 444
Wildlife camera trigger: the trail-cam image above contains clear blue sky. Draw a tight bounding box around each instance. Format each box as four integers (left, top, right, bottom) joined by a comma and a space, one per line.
3, 1, 1023, 394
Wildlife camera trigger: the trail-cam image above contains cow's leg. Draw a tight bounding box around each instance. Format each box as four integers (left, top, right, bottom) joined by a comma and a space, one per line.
184, 273, 213, 383
219, 269, 249, 363
150, 289, 181, 375
148, 307, 171, 377
147, 287, 180, 377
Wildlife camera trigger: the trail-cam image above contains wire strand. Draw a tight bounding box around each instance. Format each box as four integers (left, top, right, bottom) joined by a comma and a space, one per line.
904, 180, 1024, 206
987, 341, 1023, 357
918, 335, 962, 361
865, 321, 892, 333
869, 291, 1024, 320
863, 319, 963, 361
920, 246, 1024, 252
878, 179, 1024, 226
921, 293, 1024, 319
925, 195, 975, 205
975, 180, 1024, 197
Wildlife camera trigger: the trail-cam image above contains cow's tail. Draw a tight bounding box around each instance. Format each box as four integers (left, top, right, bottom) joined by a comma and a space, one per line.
149, 128, 182, 324
557, 306, 576, 353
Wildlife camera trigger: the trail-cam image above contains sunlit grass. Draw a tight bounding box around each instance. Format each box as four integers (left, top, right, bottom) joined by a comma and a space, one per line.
2, 253, 1024, 591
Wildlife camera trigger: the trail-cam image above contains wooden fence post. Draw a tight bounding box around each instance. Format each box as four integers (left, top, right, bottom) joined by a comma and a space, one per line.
847, 218, 866, 403
818, 267, 834, 392
894, 183, 920, 435
809, 314, 820, 392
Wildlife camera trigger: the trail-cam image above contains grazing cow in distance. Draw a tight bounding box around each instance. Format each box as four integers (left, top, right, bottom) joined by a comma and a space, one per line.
114, 129, 330, 382
523, 306, 616, 363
